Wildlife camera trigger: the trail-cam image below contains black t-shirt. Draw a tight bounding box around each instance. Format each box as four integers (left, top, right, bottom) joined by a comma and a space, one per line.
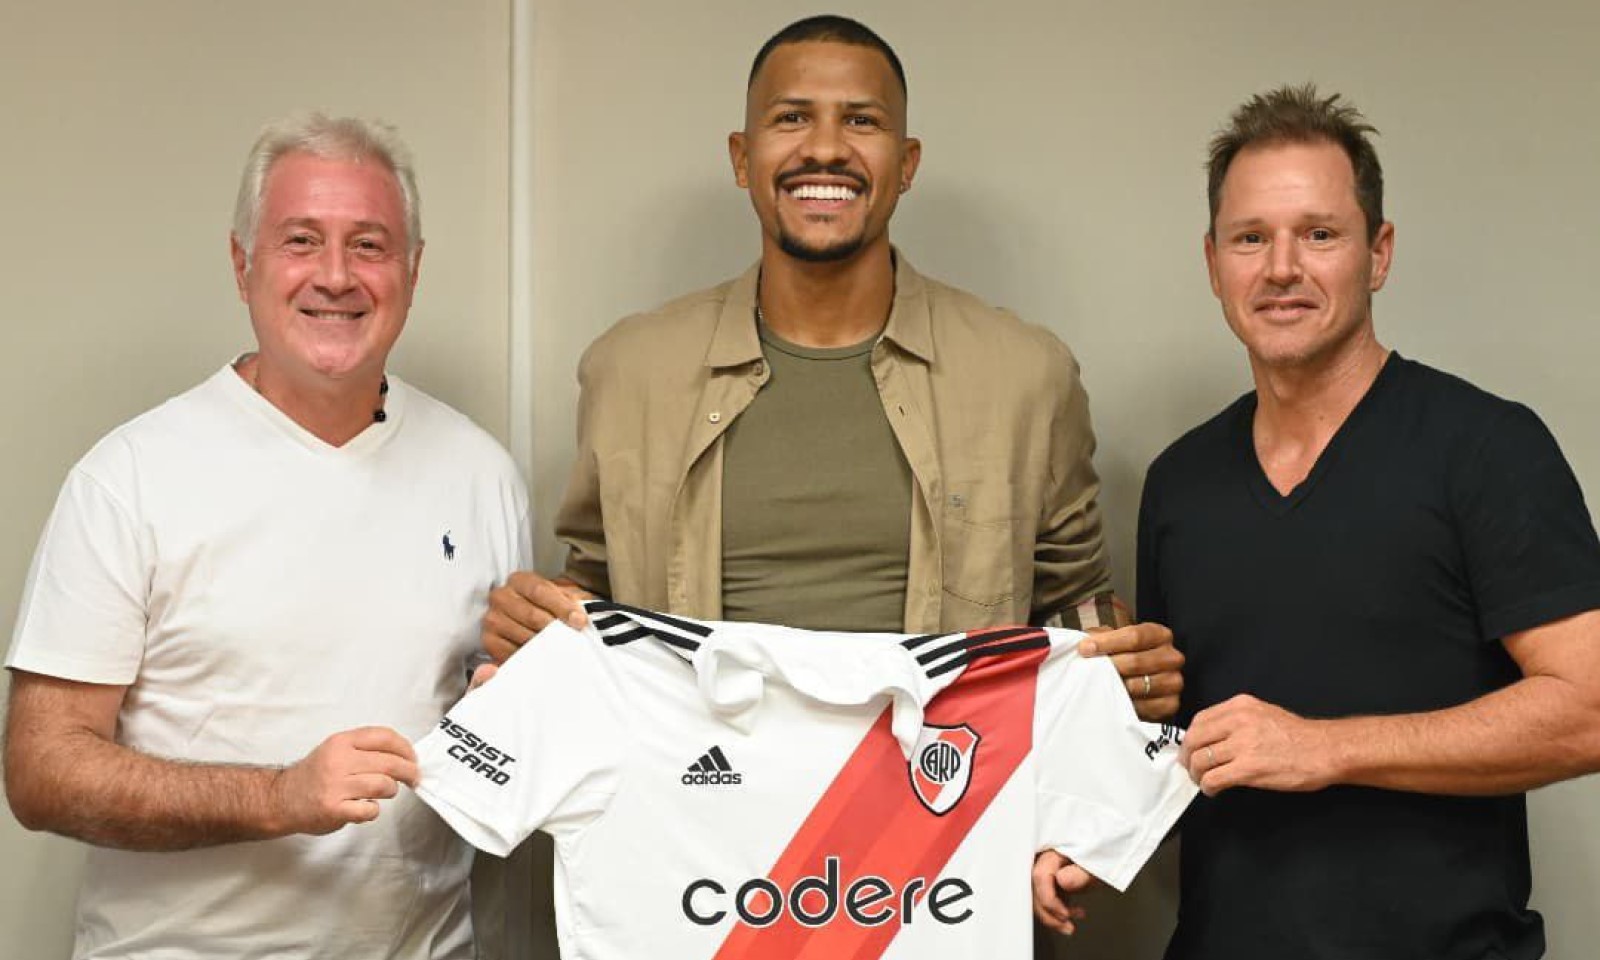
1138, 354, 1600, 960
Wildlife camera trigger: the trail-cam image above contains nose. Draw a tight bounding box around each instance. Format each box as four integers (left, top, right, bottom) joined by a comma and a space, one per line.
1265, 235, 1302, 286
801, 115, 850, 167
314, 244, 356, 296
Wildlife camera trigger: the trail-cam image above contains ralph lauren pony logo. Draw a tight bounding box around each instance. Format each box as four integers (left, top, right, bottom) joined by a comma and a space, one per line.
442, 531, 456, 561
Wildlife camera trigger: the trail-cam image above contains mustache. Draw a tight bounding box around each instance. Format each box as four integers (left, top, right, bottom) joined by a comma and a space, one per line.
776, 163, 868, 192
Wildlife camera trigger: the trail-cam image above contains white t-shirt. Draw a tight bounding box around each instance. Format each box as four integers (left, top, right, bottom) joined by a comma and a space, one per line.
7, 365, 531, 960
415, 602, 1196, 960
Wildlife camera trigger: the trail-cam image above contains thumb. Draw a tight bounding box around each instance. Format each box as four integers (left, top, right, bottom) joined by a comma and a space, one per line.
469, 662, 500, 691
1055, 863, 1096, 894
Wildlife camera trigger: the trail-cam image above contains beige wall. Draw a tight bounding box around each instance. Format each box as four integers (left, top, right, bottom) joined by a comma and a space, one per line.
5, 1, 1598, 958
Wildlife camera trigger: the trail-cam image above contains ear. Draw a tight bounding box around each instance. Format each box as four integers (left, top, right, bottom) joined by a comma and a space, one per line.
899, 136, 922, 193
230, 234, 250, 302
1368, 221, 1395, 292
728, 131, 749, 188
1203, 231, 1222, 299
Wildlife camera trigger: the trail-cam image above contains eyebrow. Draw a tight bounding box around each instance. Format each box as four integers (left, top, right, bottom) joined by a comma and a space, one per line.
276, 217, 395, 236
766, 96, 890, 113
1219, 213, 1343, 230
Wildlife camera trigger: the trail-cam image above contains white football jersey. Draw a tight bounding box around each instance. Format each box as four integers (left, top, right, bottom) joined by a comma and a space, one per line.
414, 602, 1195, 960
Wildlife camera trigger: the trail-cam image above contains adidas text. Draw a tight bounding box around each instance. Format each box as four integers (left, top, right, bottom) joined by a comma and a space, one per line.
682, 770, 743, 786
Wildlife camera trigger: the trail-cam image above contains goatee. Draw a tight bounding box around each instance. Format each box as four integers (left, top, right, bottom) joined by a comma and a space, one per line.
778, 232, 864, 263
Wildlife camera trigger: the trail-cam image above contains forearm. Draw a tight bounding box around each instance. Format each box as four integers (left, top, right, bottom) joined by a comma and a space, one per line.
8, 725, 288, 851
1320, 674, 1600, 795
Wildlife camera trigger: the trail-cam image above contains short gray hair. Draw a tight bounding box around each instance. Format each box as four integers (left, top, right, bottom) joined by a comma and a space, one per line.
232, 112, 422, 262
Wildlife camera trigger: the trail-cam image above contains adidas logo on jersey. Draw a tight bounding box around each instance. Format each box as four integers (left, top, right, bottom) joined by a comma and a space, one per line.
683, 746, 742, 786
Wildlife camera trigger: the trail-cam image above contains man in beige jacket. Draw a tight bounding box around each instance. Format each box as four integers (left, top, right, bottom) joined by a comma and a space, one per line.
481, 15, 1183, 937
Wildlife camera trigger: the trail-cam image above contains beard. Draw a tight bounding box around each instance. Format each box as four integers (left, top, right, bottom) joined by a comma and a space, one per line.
777, 229, 866, 263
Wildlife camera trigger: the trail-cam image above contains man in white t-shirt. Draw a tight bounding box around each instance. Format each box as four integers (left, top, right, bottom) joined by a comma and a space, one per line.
3, 114, 530, 959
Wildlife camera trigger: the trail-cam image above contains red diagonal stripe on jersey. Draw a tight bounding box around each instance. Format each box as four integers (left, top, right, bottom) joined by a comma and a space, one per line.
711, 629, 1049, 960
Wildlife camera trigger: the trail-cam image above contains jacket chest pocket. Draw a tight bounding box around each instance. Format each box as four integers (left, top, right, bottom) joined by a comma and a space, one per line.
939, 478, 1017, 608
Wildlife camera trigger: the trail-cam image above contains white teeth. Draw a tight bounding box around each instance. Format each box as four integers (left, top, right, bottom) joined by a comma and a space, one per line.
789, 184, 858, 201
304, 309, 361, 320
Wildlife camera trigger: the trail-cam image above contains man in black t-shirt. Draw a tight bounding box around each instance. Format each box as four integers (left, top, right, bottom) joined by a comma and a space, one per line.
1133, 85, 1600, 960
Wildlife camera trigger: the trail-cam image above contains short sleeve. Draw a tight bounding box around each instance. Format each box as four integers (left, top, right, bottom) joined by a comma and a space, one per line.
1033, 644, 1195, 891
413, 622, 629, 856
1450, 403, 1600, 641
6, 465, 152, 684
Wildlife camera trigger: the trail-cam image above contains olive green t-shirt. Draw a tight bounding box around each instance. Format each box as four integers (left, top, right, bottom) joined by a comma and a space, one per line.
720, 322, 913, 631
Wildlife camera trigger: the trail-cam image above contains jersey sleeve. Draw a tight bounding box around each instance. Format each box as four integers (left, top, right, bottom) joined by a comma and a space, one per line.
1450, 402, 1600, 641
413, 621, 630, 856
6, 462, 151, 684
1033, 646, 1196, 891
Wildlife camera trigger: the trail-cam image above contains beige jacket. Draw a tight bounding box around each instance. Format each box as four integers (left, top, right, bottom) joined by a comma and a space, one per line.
555, 255, 1111, 632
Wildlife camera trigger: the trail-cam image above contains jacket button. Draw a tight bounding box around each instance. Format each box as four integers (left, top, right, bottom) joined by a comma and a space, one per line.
708, 411, 722, 424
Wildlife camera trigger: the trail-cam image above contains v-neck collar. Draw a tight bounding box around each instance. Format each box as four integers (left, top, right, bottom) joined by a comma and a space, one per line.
1236, 351, 1402, 515
217, 360, 404, 459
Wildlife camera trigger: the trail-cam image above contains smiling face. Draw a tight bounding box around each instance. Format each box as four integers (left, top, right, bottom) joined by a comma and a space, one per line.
1205, 139, 1394, 373
231, 151, 419, 388
729, 40, 920, 264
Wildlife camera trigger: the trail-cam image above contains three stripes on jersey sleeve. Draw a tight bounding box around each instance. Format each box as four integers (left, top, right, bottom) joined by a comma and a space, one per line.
901, 626, 1052, 678
588, 600, 708, 653
584, 600, 1051, 681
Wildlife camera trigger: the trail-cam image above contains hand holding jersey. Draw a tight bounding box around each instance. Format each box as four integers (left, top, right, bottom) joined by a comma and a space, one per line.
481, 570, 595, 661
1031, 850, 1095, 935
1078, 622, 1185, 721
271, 726, 421, 834
1178, 694, 1335, 797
